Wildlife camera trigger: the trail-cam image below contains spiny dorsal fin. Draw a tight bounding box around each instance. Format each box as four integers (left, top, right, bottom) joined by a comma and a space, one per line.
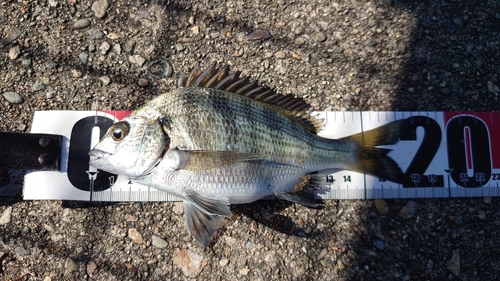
177, 63, 323, 134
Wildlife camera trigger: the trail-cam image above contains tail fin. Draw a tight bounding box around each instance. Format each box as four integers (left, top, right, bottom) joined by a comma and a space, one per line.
342, 120, 405, 183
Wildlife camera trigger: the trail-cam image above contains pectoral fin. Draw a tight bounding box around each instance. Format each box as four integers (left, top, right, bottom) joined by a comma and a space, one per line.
169, 148, 268, 171
183, 192, 231, 246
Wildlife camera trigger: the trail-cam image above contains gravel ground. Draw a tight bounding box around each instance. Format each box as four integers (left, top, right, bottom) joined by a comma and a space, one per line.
1, 0, 500, 280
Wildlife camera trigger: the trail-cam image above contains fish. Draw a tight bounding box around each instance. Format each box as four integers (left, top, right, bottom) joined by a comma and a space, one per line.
89, 63, 405, 246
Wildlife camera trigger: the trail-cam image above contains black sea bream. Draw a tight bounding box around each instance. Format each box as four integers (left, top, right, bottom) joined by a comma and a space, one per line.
89, 63, 405, 246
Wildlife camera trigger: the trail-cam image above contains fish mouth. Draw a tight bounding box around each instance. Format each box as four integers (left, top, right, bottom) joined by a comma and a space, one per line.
88, 149, 112, 164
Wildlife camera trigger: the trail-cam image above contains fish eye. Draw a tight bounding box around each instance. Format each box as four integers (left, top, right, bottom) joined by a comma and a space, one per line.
110, 122, 130, 141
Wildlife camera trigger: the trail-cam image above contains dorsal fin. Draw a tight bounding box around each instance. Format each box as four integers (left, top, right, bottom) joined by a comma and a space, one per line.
177, 63, 323, 134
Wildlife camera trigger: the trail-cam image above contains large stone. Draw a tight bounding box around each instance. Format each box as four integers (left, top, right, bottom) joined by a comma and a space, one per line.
1, 27, 22, 47
0, 207, 13, 225
74, 19, 91, 29
151, 235, 168, 249
92, 0, 109, 19
2, 92, 23, 104
173, 248, 207, 278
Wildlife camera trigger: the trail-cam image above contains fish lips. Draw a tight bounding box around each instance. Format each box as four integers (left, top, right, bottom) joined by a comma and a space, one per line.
88, 149, 111, 166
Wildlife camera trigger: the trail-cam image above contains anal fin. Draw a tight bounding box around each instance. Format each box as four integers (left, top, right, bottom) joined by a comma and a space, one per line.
183, 192, 231, 247
276, 175, 324, 208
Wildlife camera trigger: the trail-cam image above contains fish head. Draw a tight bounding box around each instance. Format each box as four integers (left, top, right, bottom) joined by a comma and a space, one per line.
89, 116, 168, 177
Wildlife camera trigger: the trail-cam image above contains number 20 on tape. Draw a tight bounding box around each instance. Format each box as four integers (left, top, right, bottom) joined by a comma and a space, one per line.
320, 112, 500, 193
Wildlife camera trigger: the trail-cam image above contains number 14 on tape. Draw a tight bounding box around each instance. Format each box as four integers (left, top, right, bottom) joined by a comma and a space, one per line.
316, 111, 500, 199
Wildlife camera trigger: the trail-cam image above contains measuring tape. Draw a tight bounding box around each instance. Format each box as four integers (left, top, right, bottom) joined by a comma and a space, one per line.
23, 110, 500, 201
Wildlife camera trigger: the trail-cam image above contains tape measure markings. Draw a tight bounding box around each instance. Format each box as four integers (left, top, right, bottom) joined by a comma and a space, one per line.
23, 110, 500, 201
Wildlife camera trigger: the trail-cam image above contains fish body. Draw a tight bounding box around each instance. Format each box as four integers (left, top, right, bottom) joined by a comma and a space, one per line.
89, 64, 404, 246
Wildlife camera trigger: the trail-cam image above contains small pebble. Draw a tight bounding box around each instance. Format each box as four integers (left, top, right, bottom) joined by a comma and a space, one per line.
219, 258, 229, 267
32, 82, 45, 92
398, 201, 417, 219
22, 58, 32, 67
107, 32, 119, 40
154, 268, 164, 276
364, 38, 377, 47
0, 207, 13, 225
397, 41, 407, 54
483, 197, 492, 204
247, 29, 272, 41
46, 91, 56, 99
1, 27, 22, 47
129, 55, 146, 67
151, 235, 168, 249
487, 81, 499, 95
74, 19, 90, 29
87, 261, 98, 278
317, 248, 328, 260
112, 44, 121, 54
337, 260, 345, 270
190, 26, 199, 34
245, 241, 254, 250
274, 51, 286, 59
92, 0, 109, 19
71, 69, 83, 78
79, 52, 88, 64
65, 257, 78, 272
99, 75, 111, 86
2, 92, 23, 104
175, 43, 185, 52
314, 32, 327, 42
446, 249, 460, 276
373, 239, 387, 251
99, 41, 110, 55
9, 45, 21, 60
15, 246, 30, 257
124, 40, 135, 54
294, 36, 306, 46
48, 0, 58, 7
240, 267, 250, 276
374, 199, 389, 214
138, 78, 149, 87
128, 228, 143, 243
290, 51, 301, 60
87, 28, 104, 39
477, 210, 486, 220
40, 77, 50, 85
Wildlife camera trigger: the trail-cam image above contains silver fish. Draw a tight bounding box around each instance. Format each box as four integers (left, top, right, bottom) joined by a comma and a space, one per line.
89, 63, 405, 246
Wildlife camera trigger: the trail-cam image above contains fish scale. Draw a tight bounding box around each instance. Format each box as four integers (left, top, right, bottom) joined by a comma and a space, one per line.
145, 88, 336, 165
89, 64, 405, 246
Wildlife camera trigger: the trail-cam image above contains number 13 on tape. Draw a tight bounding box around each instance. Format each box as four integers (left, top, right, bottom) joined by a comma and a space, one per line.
316, 112, 500, 200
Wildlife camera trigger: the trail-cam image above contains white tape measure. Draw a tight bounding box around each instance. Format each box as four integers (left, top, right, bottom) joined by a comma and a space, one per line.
24, 111, 500, 201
